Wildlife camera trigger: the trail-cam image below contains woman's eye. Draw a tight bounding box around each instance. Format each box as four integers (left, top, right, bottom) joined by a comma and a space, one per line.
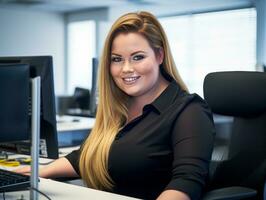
133, 55, 145, 61
111, 57, 122, 62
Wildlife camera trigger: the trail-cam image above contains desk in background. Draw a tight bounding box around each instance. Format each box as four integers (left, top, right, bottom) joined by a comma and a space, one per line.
57, 115, 95, 147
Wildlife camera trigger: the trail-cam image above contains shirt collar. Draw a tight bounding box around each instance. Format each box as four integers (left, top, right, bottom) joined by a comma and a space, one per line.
145, 79, 181, 114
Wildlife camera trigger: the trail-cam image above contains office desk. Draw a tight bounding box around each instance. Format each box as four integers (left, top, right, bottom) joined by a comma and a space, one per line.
57, 115, 95, 147
1, 178, 140, 200
57, 115, 95, 131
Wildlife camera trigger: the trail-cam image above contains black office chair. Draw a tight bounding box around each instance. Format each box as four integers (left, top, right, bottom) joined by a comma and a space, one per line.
202, 71, 266, 200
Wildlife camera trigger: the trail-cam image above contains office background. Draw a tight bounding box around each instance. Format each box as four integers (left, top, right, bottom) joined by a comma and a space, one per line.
0, 0, 265, 97
0, 1, 265, 199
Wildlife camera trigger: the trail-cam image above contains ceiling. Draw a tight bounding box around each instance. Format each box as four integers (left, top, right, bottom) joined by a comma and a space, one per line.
0, 0, 254, 13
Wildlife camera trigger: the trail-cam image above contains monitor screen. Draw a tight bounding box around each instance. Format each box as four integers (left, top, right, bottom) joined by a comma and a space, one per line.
0, 64, 30, 142
0, 56, 58, 159
89, 57, 98, 116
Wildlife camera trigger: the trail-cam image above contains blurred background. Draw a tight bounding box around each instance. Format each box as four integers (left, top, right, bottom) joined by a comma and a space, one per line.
0, 0, 265, 99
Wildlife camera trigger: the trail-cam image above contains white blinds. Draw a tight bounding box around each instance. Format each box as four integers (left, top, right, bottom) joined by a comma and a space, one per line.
160, 8, 256, 97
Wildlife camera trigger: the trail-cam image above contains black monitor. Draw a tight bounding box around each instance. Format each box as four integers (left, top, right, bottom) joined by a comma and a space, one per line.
0, 56, 58, 159
89, 57, 98, 116
0, 64, 29, 142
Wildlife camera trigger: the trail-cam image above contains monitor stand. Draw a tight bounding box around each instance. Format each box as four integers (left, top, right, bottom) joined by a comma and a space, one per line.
30, 77, 41, 200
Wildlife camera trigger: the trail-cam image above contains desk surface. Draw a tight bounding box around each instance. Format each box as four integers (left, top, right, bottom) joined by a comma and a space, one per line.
57, 115, 95, 132
2, 178, 140, 200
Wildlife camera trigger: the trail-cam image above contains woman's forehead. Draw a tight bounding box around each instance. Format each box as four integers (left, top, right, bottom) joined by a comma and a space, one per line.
111, 33, 151, 55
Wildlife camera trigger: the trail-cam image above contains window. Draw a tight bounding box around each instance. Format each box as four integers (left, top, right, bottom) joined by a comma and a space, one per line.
160, 8, 256, 96
67, 20, 96, 94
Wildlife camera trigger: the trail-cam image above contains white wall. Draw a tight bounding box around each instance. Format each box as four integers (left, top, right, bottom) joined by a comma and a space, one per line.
0, 8, 65, 94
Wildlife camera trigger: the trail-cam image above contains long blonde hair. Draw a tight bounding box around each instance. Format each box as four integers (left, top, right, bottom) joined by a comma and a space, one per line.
79, 11, 188, 191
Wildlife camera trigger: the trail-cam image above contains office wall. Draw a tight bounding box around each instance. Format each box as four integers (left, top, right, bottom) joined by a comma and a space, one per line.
0, 8, 65, 94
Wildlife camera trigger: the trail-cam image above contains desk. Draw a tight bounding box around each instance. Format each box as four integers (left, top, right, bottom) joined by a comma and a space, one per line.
57, 115, 95, 147
1, 178, 140, 200
56, 115, 95, 132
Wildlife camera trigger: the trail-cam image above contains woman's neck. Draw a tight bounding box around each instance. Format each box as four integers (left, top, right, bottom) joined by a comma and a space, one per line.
127, 75, 169, 123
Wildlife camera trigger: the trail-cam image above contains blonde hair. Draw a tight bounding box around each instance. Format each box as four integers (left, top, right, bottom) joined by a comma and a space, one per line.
79, 11, 188, 191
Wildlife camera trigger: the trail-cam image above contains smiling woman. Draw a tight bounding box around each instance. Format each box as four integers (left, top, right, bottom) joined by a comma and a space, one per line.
15, 11, 215, 200
75, 11, 215, 200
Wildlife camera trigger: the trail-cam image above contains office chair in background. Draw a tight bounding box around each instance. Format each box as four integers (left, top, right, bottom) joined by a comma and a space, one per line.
56, 87, 90, 116
202, 71, 266, 200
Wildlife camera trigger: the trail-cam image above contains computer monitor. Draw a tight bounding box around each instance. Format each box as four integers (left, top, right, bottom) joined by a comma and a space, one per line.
0, 56, 58, 159
89, 57, 98, 116
0, 64, 30, 142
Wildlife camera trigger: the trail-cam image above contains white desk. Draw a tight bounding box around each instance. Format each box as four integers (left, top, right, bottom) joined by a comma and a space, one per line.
56, 115, 95, 132
57, 115, 95, 148
1, 178, 140, 200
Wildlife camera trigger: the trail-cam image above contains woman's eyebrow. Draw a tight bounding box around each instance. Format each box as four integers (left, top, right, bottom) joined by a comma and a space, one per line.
130, 51, 146, 56
111, 53, 122, 57
111, 51, 146, 57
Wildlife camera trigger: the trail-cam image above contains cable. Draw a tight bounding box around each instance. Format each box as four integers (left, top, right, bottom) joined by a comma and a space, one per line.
28, 187, 52, 200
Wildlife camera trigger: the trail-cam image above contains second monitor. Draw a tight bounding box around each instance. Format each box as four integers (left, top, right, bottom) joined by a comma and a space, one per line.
0, 55, 58, 159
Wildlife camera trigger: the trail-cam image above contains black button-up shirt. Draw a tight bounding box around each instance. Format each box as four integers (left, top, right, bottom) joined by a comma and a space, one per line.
65, 80, 215, 200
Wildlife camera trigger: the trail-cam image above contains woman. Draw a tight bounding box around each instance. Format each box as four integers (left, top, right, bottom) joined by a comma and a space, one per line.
17, 11, 215, 200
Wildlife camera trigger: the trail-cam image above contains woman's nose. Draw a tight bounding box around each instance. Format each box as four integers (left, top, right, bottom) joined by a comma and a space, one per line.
122, 61, 134, 73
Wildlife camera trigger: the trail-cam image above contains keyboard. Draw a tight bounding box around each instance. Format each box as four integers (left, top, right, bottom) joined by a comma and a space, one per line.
0, 168, 30, 192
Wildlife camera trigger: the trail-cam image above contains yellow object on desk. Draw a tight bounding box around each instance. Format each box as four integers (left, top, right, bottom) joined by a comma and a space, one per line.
0, 159, 20, 167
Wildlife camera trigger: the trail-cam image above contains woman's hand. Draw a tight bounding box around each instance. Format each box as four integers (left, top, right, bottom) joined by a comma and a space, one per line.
13, 165, 46, 177
13, 165, 31, 176
13, 157, 78, 179
157, 190, 190, 200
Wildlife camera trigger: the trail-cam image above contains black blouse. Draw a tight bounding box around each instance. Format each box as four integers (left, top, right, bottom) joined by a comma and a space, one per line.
65, 80, 215, 200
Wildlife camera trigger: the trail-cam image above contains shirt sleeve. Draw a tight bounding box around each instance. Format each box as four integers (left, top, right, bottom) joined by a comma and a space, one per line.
165, 98, 215, 200
65, 149, 81, 176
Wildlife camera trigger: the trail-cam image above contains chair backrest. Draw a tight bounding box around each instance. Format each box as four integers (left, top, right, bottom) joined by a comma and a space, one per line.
203, 71, 266, 199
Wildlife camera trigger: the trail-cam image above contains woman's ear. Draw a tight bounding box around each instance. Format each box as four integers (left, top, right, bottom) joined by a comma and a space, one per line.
157, 48, 164, 65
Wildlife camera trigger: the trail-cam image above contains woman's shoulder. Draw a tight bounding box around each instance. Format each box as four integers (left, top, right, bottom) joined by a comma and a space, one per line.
172, 90, 213, 118
177, 92, 214, 120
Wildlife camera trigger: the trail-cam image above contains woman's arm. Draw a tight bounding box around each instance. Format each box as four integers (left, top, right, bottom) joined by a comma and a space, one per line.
157, 190, 190, 200
14, 157, 79, 178
164, 100, 215, 200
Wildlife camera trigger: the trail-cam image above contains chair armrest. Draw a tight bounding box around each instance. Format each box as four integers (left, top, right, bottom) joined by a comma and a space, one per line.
203, 186, 257, 200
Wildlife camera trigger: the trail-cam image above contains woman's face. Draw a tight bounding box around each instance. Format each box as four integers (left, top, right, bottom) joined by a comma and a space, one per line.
110, 32, 163, 99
